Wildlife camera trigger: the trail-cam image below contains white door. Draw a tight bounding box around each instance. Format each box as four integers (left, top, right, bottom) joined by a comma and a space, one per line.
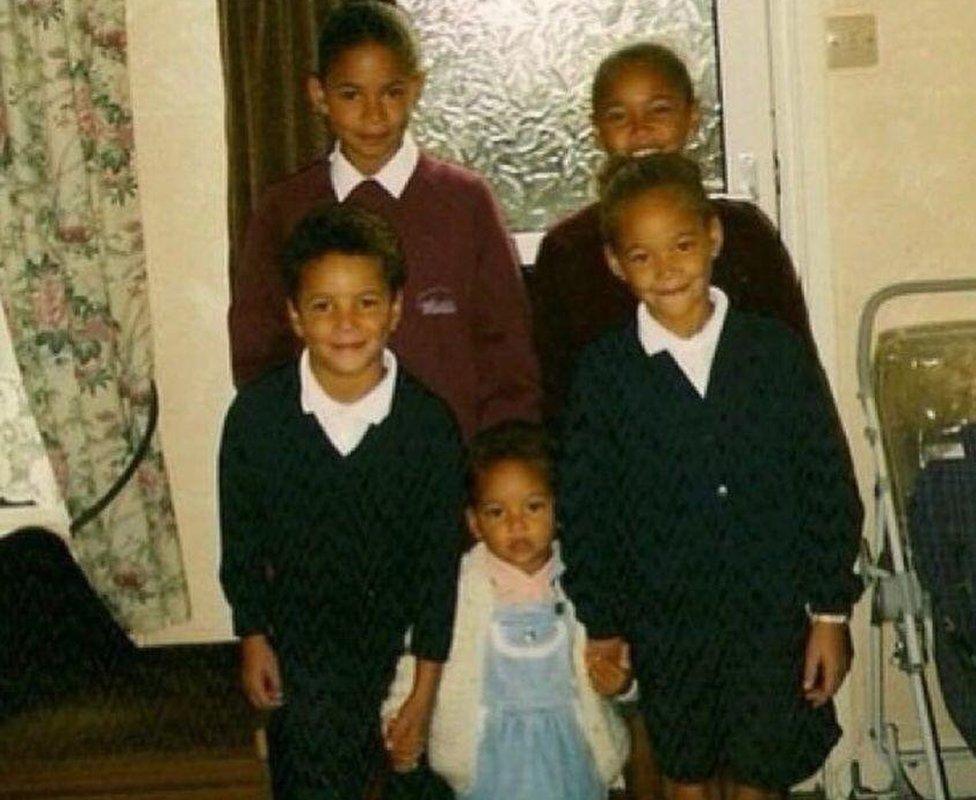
715, 0, 778, 218
401, 0, 780, 264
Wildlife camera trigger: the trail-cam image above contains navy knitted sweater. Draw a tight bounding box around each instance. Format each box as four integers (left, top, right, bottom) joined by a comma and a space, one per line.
219, 361, 463, 787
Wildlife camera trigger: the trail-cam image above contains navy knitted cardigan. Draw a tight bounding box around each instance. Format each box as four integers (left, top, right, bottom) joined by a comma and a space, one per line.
560, 309, 863, 657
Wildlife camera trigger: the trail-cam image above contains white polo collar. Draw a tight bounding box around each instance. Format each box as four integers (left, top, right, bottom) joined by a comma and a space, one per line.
329, 132, 420, 202
637, 286, 729, 398
299, 348, 398, 454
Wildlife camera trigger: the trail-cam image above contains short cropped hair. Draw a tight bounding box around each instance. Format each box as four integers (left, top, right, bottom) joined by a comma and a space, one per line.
317, 0, 420, 77
280, 204, 407, 299
599, 152, 714, 246
465, 420, 555, 504
592, 41, 695, 113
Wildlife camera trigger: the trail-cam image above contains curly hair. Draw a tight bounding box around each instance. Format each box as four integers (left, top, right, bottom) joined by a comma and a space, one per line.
280, 204, 406, 299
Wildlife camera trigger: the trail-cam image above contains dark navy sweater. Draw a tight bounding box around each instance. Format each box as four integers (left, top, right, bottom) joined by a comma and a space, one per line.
219, 361, 463, 789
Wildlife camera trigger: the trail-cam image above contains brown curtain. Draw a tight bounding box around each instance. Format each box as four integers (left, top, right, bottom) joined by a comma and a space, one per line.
217, 0, 337, 281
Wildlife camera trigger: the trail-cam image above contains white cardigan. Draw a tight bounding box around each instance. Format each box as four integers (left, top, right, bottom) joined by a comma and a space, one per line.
382, 543, 630, 794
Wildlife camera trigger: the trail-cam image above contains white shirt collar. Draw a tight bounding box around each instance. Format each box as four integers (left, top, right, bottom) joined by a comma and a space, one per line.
637, 286, 729, 398
299, 348, 398, 455
329, 132, 420, 202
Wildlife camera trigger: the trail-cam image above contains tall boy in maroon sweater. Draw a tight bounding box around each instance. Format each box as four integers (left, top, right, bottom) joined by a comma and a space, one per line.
228, 2, 539, 439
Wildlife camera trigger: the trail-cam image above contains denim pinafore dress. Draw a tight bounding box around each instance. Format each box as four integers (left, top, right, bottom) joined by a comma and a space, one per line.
461, 601, 604, 800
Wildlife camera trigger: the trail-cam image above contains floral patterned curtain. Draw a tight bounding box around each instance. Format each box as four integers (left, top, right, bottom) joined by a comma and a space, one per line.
0, 0, 189, 632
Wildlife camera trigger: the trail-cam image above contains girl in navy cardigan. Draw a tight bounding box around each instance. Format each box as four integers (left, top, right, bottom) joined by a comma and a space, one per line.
560, 153, 863, 800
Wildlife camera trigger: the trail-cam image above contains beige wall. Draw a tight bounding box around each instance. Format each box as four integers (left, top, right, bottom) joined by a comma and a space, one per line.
823, 0, 976, 792
126, 0, 234, 644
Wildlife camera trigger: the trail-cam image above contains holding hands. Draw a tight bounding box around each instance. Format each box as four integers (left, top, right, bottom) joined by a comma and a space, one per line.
383, 659, 443, 773
384, 691, 434, 772
585, 636, 634, 697
584, 621, 851, 707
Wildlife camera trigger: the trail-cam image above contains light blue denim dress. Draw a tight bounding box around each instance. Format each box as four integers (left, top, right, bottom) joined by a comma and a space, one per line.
461, 601, 605, 800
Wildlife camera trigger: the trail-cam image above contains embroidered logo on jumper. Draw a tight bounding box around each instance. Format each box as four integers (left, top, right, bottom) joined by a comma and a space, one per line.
417, 286, 458, 316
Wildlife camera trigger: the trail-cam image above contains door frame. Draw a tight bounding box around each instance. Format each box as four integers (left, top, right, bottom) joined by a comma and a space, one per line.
766, 0, 840, 384
715, 0, 778, 221
768, 3, 852, 796
719, 0, 839, 383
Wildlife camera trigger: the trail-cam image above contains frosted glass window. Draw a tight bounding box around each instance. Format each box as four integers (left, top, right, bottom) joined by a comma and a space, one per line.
402, 0, 723, 231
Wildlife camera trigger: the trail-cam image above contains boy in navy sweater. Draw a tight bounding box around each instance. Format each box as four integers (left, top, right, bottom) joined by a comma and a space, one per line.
220, 205, 462, 798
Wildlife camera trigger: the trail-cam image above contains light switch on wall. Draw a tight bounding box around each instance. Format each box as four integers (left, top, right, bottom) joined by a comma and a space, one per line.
826, 13, 879, 69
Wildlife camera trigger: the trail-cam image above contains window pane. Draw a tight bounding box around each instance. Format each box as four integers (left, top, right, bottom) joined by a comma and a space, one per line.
402, 0, 724, 231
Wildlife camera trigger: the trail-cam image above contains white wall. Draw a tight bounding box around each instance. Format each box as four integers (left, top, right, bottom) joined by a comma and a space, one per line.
126, 0, 234, 644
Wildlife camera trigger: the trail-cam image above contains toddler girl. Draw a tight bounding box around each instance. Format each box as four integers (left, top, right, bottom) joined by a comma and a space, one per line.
384, 420, 630, 799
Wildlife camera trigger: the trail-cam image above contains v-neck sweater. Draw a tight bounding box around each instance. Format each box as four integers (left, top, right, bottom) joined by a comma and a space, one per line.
218, 360, 464, 785
219, 360, 462, 662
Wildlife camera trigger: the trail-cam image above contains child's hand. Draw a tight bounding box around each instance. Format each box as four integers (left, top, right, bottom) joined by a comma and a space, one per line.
585, 637, 633, 697
384, 692, 433, 772
240, 633, 284, 710
803, 621, 852, 707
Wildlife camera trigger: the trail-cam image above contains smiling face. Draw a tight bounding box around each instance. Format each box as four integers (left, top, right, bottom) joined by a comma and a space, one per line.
593, 60, 699, 157
467, 458, 555, 576
308, 41, 423, 176
605, 186, 722, 337
287, 251, 402, 402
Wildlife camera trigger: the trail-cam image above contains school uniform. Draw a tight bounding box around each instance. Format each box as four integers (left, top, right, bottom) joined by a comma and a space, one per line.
528, 199, 815, 420
228, 135, 541, 439
219, 351, 463, 798
558, 291, 863, 789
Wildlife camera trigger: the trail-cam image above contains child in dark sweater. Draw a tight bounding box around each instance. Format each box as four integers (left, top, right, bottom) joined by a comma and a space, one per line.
219, 205, 462, 798
529, 42, 814, 422
228, 0, 540, 439
560, 154, 863, 800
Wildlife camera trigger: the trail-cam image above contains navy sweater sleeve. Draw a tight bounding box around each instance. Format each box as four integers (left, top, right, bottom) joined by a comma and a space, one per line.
781, 334, 864, 615
558, 345, 628, 639
409, 416, 464, 662
218, 396, 272, 636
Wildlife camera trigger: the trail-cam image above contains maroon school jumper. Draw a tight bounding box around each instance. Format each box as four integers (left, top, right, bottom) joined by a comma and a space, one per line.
228, 154, 541, 439
528, 200, 816, 421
